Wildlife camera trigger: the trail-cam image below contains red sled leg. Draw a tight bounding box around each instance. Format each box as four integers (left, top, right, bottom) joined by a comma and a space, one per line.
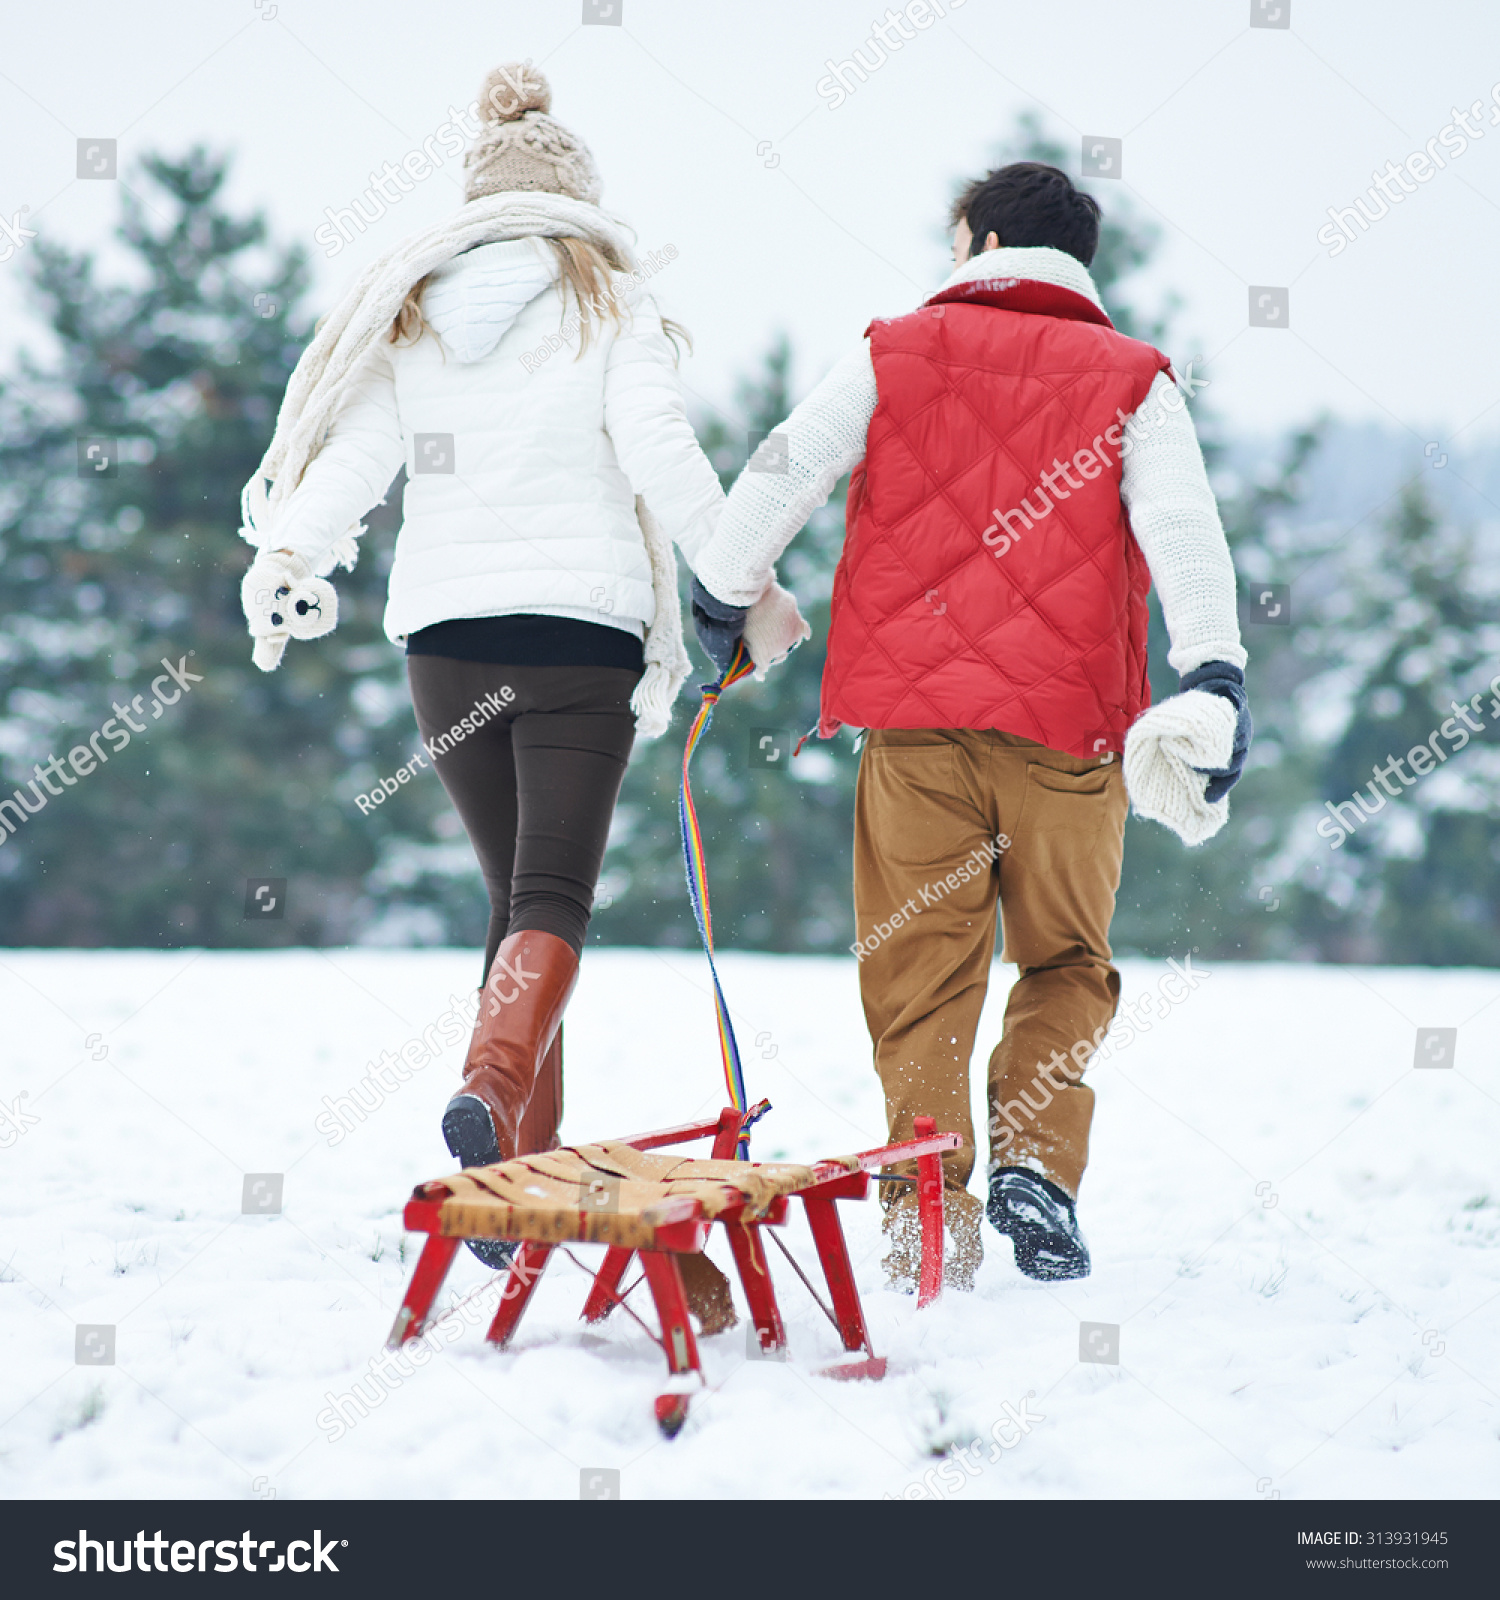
387, 1234, 460, 1348
639, 1249, 703, 1438
914, 1114, 945, 1308
802, 1196, 873, 1356
580, 1245, 634, 1325
725, 1221, 785, 1355
802, 1195, 887, 1380
486, 1242, 552, 1348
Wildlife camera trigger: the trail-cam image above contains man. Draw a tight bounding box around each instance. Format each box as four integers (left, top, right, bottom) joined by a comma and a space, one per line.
689, 163, 1249, 1288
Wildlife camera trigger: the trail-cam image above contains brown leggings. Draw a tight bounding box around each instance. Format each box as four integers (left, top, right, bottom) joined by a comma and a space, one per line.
405, 656, 639, 973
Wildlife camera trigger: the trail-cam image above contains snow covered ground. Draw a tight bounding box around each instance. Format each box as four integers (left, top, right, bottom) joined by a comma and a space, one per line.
2, 948, 1497, 1501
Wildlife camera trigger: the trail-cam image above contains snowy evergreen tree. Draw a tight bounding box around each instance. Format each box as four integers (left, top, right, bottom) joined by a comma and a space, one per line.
595, 338, 860, 951
0, 150, 459, 947
1276, 481, 1500, 962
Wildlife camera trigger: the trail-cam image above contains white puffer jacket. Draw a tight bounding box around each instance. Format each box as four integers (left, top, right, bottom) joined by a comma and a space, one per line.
269, 237, 724, 644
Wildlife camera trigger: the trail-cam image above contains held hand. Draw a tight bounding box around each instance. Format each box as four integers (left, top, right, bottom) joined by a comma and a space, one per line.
742, 578, 811, 681
690, 575, 749, 679
240, 549, 339, 673
1179, 661, 1252, 801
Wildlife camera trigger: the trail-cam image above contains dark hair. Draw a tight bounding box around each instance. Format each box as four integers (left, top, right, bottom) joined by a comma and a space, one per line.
949, 162, 1101, 266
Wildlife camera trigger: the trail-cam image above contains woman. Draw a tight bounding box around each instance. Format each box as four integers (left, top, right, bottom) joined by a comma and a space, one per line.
238, 62, 804, 1274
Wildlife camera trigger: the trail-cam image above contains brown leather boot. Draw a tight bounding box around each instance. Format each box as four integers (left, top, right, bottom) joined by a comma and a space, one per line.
444, 932, 577, 1271
462, 1014, 565, 1153
442, 930, 578, 1174
516, 1025, 563, 1155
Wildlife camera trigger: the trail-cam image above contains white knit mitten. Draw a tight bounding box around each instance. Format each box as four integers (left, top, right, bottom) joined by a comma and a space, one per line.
1122, 690, 1237, 846
240, 549, 339, 672
743, 579, 811, 680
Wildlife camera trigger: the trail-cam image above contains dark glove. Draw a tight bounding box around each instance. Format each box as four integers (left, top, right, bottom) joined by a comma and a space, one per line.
1180, 660, 1252, 803
690, 576, 749, 679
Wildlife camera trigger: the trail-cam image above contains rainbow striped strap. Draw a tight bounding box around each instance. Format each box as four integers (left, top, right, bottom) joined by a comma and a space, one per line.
678, 641, 762, 1159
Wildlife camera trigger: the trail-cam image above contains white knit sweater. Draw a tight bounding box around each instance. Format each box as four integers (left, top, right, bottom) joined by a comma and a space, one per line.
692, 245, 1246, 677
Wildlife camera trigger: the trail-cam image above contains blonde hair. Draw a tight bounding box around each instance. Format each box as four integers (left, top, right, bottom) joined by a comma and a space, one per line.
388, 236, 691, 362
545, 236, 626, 353
389, 273, 434, 346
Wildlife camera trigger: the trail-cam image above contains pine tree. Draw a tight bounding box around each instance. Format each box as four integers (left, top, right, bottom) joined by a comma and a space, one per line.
596, 338, 860, 952
1111, 421, 1326, 958
1292, 480, 1500, 963
0, 149, 455, 947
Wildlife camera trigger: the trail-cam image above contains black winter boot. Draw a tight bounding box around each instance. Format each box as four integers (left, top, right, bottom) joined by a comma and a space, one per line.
986, 1168, 1091, 1281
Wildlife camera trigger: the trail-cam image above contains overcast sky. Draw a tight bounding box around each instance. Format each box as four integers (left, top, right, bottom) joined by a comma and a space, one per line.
3, 0, 1499, 452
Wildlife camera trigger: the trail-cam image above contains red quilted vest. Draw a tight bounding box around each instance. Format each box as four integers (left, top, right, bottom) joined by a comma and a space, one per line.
819, 273, 1172, 758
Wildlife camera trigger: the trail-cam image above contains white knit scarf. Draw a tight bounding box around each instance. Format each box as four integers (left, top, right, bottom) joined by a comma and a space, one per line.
239, 191, 693, 738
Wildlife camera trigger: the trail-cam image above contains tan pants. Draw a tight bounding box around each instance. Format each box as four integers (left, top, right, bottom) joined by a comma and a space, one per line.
853, 728, 1128, 1199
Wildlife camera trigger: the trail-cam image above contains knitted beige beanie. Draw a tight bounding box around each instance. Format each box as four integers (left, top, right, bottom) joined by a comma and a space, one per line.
462, 61, 603, 205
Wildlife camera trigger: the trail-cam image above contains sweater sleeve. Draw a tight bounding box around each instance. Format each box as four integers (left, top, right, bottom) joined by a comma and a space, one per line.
691, 341, 877, 608
266, 343, 406, 573
1120, 370, 1247, 675
602, 296, 726, 567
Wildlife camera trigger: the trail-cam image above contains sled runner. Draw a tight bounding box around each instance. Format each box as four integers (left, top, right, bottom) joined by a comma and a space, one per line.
388, 1106, 959, 1436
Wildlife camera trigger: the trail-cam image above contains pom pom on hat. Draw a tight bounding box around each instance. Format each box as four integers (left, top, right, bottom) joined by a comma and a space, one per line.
462, 61, 602, 206
478, 60, 552, 123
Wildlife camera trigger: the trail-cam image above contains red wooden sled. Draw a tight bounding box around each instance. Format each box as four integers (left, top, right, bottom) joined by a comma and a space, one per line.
389, 1107, 958, 1436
